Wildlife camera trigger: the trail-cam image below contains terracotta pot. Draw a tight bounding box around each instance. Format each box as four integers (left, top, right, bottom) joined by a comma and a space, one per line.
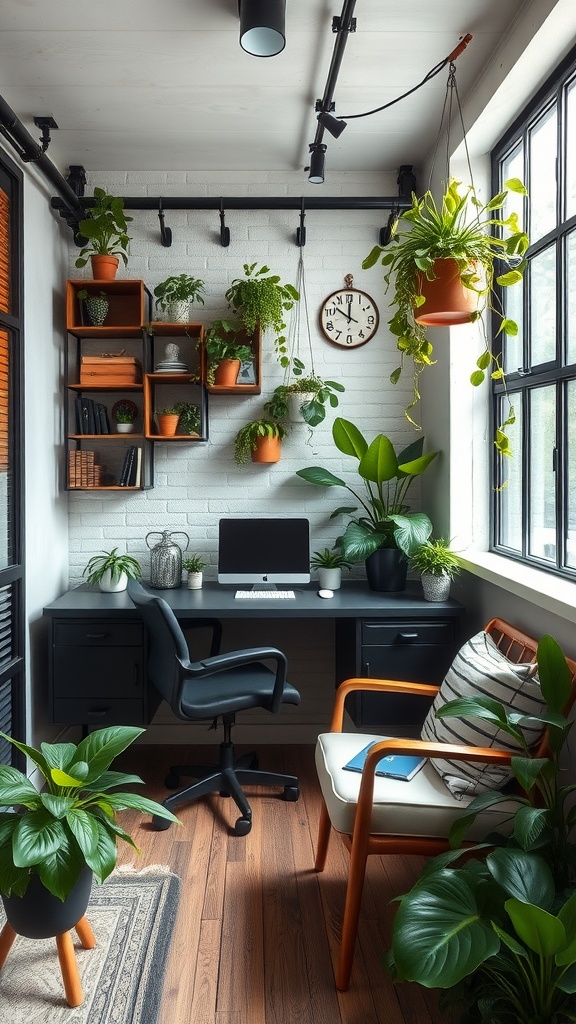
214, 358, 241, 386
251, 435, 282, 464
157, 414, 180, 436
415, 258, 479, 326
90, 254, 119, 281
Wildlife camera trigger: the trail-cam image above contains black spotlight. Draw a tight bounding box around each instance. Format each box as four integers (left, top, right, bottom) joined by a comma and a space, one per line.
239, 0, 286, 57
308, 144, 327, 185
317, 111, 347, 139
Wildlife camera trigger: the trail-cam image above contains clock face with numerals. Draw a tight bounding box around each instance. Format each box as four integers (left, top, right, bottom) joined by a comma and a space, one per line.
319, 287, 379, 347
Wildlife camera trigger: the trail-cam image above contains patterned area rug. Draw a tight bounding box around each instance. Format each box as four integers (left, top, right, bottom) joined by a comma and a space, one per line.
0, 869, 180, 1024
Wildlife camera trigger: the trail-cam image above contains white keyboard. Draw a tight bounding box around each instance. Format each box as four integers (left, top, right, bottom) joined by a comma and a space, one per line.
235, 590, 296, 600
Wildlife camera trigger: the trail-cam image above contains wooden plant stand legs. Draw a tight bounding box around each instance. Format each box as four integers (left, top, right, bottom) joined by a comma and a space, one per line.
0, 914, 96, 1008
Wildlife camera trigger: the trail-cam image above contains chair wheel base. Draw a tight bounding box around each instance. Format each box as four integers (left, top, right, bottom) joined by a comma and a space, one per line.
233, 816, 252, 836
165, 772, 181, 789
282, 785, 300, 802
152, 814, 172, 831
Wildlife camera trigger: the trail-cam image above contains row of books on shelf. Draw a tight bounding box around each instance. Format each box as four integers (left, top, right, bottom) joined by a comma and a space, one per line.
68, 446, 142, 488
75, 397, 111, 435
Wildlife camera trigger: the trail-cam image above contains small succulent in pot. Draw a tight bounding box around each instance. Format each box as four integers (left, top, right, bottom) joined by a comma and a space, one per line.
182, 555, 206, 573
77, 288, 109, 326
310, 547, 352, 570
83, 548, 142, 593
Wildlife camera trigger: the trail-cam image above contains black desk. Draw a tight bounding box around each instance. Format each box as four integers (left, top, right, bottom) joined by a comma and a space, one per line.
43, 581, 463, 730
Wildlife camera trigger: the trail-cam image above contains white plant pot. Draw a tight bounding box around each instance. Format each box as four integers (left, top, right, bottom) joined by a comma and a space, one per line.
288, 393, 315, 423
186, 571, 203, 590
421, 573, 451, 602
317, 567, 342, 591
115, 422, 134, 433
98, 569, 128, 593
168, 300, 190, 323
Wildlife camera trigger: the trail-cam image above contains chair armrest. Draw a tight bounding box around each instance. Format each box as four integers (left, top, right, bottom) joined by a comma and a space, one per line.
187, 647, 288, 712
329, 677, 440, 731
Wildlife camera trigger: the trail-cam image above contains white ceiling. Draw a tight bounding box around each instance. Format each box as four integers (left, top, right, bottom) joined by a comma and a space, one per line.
0, 0, 529, 177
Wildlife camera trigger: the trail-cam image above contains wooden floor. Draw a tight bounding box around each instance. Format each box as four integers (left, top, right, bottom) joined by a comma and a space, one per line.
116, 744, 456, 1024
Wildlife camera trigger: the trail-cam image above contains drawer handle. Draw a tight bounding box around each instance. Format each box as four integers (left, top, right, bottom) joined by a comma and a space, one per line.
398, 632, 419, 640
85, 633, 108, 640
85, 709, 110, 718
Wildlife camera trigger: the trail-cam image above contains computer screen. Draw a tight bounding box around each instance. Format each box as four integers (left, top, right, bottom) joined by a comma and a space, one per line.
218, 517, 310, 586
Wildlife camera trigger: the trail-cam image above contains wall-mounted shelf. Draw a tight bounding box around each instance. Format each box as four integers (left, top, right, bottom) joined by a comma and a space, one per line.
207, 328, 262, 395
66, 279, 151, 337
143, 322, 208, 442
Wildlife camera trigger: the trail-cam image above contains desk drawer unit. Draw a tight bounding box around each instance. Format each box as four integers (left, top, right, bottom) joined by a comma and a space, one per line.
336, 616, 461, 729
50, 618, 147, 726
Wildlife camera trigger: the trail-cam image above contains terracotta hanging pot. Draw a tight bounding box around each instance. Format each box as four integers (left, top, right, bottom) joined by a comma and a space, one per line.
251, 435, 282, 464
214, 358, 241, 386
90, 254, 119, 280
415, 258, 479, 326
157, 413, 180, 436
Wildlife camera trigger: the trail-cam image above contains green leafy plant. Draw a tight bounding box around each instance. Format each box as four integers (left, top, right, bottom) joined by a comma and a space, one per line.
225, 263, 299, 366
157, 405, 180, 416
265, 374, 345, 428
296, 417, 439, 561
113, 401, 137, 424
74, 187, 132, 268
182, 555, 206, 573
409, 537, 462, 579
0, 726, 179, 900
234, 418, 288, 465
204, 318, 253, 384
363, 177, 529, 454
173, 401, 201, 434
83, 548, 142, 587
310, 547, 351, 570
153, 274, 206, 312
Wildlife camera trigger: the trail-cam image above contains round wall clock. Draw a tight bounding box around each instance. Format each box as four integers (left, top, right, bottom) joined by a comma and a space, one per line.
319, 274, 379, 348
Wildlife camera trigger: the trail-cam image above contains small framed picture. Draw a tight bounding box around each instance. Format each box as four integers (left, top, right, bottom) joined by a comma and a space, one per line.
237, 360, 256, 385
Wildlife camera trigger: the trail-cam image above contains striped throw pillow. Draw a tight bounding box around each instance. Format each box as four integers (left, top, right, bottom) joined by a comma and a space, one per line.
421, 630, 544, 799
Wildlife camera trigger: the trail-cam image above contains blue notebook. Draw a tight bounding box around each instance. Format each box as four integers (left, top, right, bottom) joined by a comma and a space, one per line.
343, 741, 425, 781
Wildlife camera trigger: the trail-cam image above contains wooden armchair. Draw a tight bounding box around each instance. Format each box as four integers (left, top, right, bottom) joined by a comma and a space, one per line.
314, 618, 576, 991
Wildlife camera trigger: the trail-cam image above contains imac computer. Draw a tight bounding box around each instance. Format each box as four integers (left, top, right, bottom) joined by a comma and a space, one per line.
218, 517, 310, 588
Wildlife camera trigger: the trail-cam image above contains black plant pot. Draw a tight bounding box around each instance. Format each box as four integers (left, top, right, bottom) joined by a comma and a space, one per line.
365, 548, 408, 592
2, 867, 93, 939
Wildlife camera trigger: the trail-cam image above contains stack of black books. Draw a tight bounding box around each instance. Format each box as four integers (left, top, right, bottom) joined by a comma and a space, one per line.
118, 446, 142, 487
75, 397, 110, 434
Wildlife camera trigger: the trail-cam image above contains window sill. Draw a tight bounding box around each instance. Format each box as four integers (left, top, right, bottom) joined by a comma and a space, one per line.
459, 551, 576, 626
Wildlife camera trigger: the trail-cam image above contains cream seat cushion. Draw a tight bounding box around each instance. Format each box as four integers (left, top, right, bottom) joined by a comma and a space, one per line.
316, 732, 517, 841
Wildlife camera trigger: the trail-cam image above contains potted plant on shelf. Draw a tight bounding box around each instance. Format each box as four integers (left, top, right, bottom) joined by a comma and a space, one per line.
74, 187, 132, 280
156, 406, 181, 436
363, 177, 529, 453
0, 726, 178, 942
204, 318, 253, 386
173, 401, 201, 435
310, 547, 351, 591
83, 547, 142, 593
234, 417, 288, 465
76, 288, 109, 327
409, 537, 462, 602
182, 554, 206, 590
112, 399, 138, 433
153, 273, 206, 323
296, 417, 439, 592
225, 262, 299, 367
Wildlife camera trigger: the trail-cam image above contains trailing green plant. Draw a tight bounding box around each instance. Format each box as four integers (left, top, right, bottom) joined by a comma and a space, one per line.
204, 317, 253, 383
0, 726, 179, 900
113, 401, 137, 424
74, 187, 132, 268
234, 417, 288, 465
182, 554, 206, 573
83, 548, 142, 586
296, 417, 439, 561
225, 263, 299, 366
153, 274, 205, 312
173, 401, 201, 434
265, 374, 345, 428
409, 537, 462, 579
363, 177, 529, 454
310, 547, 351, 570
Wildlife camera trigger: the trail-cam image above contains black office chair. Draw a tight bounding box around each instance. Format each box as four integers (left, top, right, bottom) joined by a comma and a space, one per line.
128, 581, 301, 835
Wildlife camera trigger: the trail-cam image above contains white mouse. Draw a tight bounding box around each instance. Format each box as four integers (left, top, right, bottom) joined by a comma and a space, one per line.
318, 589, 334, 599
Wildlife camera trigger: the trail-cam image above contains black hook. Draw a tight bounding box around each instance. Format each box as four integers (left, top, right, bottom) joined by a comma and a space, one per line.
379, 209, 398, 247
220, 199, 230, 247
158, 199, 172, 247
295, 198, 306, 247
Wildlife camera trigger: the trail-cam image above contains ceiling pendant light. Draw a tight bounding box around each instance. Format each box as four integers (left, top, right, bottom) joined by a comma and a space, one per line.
239, 0, 286, 57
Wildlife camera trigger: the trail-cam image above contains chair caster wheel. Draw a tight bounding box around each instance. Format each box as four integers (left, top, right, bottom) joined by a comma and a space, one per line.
165, 772, 181, 789
152, 814, 172, 831
233, 816, 252, 836
282, 785, 299, 802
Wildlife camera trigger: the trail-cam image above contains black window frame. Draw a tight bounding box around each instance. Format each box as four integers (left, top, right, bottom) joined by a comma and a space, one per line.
490, 44, 576, 582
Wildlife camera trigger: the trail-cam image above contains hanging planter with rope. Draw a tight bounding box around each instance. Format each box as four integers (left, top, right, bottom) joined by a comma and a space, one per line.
362, 54, 529, 457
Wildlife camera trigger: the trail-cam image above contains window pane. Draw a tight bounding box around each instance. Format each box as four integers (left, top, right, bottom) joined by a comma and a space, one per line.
567, 80, 576, 219
498, 398, 523, 550
503, 272, 524, 373
501, 144, 525, 232
567, 230, 576, 366
528, 386, 556, 560
529, 245, 556, 365
566, 380, 576, 569
529, 106, 557, 242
